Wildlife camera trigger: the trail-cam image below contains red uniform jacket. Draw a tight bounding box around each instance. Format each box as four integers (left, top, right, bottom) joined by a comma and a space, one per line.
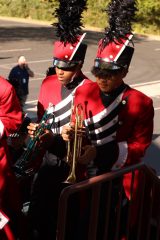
0, 77, 22, 235
37, 74, 91, 121
37, 73, 91, 180
74, 81, 154, 199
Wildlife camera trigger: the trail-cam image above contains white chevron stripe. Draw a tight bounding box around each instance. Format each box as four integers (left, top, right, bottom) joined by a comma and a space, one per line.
85, 90, 124, 125
91, 134, 116, 146
54, 109, 71, 122
89, 116, 118, 134
54, 79, 86, 111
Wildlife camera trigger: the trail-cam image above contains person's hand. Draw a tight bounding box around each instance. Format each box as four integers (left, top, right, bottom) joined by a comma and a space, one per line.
78, 145, 97, 165
61, 123, 74, 141
27, 123, 54, 148
62, 122, 86, 142
27, 122, 39, 138
24, 63, 34, 77
37, 130, 54, 149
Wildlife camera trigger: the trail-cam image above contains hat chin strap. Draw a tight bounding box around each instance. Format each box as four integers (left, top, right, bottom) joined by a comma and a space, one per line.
70, 66, 82, 83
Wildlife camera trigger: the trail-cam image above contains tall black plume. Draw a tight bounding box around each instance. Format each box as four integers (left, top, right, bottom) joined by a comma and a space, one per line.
53, 0, 87, 45
102, 0, 137, 48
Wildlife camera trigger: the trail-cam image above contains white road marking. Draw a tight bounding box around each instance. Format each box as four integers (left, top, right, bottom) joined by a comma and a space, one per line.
155, 107, 160, 111
0, 65, 11, 70
27, 59, 52, 64
131, 81, 160, 111
30, 77, 45, 81
131, 80, 160, 87
131, 81, 160, 97
26, 100, 37, 104
0, 48, 31, 53
0, 59, 52, 67
25, 106, 37, 112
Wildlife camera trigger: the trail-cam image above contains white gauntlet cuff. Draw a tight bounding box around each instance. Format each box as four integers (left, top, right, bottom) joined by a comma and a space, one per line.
0, 120, 4, 139
111, 141, 128, 171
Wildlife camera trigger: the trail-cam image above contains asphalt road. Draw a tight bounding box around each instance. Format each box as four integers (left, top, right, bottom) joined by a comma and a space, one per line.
0, 17, 160, 175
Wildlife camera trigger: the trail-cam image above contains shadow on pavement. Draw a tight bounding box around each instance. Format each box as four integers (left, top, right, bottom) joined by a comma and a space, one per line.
0, 24, 146, 45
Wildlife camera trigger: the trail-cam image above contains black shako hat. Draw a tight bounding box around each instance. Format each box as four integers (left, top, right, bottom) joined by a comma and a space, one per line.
94, 0, 137, 70
52, 0, 87, 69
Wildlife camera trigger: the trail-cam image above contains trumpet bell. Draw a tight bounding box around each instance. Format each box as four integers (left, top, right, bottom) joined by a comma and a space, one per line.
65, 172, 76, 184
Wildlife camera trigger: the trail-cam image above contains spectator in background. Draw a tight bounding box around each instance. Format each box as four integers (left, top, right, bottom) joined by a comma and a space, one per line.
8, 56, 34, 111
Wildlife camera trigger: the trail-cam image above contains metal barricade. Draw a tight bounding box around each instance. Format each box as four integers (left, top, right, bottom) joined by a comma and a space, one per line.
56, 163, 160, 240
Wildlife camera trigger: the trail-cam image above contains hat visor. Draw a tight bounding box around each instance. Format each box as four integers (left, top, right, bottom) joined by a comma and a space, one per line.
94, 59, 122, 70
53, 58, 79, 69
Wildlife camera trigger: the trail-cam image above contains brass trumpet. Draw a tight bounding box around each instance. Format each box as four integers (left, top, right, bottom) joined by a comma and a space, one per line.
65, 104, 85, 184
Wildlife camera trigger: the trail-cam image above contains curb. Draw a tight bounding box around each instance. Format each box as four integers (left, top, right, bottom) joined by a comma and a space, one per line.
134, 33, 160, 41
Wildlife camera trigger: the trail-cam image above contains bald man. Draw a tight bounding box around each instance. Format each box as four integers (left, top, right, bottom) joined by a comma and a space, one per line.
8, 56, 34, 111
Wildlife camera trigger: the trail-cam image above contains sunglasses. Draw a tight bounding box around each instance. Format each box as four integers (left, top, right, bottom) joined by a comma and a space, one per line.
53, 58, 79, 70
92, 67, 123, 80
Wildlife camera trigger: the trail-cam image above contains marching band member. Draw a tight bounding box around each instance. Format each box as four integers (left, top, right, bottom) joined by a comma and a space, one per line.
63, 0, 154, 175
27, 1, 96, 239
0, 76, 23, 239
62, 0, 154, 238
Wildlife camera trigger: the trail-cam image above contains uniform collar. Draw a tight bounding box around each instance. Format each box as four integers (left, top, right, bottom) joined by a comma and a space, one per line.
100, 82, 126, 107
65, 73, 85, 90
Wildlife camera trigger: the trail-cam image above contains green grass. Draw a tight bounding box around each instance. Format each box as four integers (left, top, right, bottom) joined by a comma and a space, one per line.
0, 0, 160, 36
